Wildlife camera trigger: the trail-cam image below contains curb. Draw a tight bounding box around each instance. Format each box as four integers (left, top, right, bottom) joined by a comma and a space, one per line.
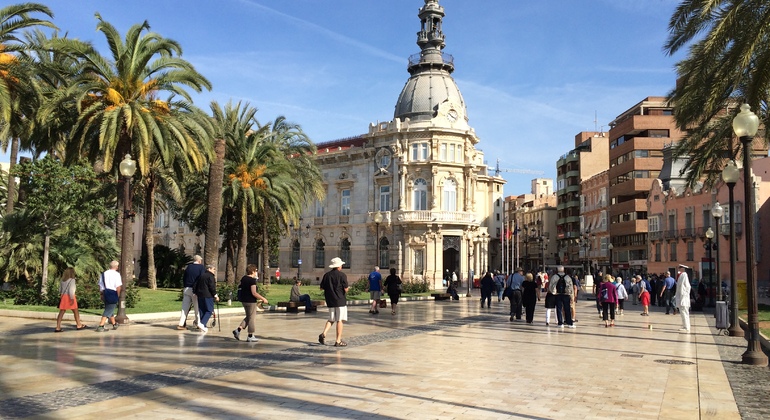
738, 317, 770, 354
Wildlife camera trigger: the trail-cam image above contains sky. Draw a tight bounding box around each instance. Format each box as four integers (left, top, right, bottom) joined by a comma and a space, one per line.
3, 0, 687, 195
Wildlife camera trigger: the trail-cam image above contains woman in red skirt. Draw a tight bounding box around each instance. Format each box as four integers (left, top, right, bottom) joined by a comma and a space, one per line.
639, 275, 651, 316
55, 267, 88, 332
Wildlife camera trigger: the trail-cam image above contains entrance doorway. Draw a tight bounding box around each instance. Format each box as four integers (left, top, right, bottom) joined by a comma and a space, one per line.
443, 236, 461, 280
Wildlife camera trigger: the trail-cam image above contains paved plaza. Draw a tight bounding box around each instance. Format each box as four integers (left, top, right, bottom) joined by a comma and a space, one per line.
1, 297, 769, 419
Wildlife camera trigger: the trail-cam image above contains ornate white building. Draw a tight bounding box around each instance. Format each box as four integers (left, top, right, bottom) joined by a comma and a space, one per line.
278, 0, 505, 288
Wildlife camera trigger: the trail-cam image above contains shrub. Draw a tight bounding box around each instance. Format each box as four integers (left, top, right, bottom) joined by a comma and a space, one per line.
348, 277, 369, 295
402, 280, 430, 294
10, 275, 140, 309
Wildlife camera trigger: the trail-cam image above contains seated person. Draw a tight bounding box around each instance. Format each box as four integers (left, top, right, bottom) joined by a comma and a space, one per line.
446, 280, 460, 300
290, 279, 314, 312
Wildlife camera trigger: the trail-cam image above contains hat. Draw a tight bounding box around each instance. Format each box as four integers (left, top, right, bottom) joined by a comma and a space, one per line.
678, 264, 689, 270
515, 267, 523, 272
329, 257, 345, 268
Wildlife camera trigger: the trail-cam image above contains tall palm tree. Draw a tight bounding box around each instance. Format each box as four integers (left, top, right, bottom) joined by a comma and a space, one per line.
60, 15, 214, 281
664, 0, 770, 186
0, 3, 55, 214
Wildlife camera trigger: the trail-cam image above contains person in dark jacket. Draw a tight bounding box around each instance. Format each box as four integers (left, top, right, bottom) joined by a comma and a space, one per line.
193, 264, 219, 333
480, 271, 495, 308
521, 273, 541, 324
177, 255, 205, 330
384, 268, 403, 315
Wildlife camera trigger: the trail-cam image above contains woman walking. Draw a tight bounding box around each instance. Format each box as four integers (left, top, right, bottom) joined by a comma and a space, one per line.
639, 275, 651, 316
600, 274, 618, 327
55, 268, 88, 332
543, 274, 556, 326
233, 264, 268, 342
521, 273, 540, 324
384, 268, 402, 315
615, 276, 628, 315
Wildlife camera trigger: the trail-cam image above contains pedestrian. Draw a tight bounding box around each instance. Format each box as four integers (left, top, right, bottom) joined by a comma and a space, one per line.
480, 271, 494, 308
493, 270, 506, 301
639, 275, 650, 316
96, 260, 122, 332
233, 264, 268, 342
384, 267, 403, 315
592, 277, 602, 316
193, 264, 219, 333
521, 272, 540, 324
615, 276, 628, 315
319, 257, 349, 347
548, 265, 575, 328
675, 264, 692, 333
631, 278, 639, 305
660, 271, 676, 315
571, 274, 581, 323
55, 267, 88, 332
543, 273, 556, 326
649, 276, 658, 306
177, 254, 204, 330
600, 274, 618, 327
290, 278, 314, 312
507, 267, 524, 321
367, 266, 383, 314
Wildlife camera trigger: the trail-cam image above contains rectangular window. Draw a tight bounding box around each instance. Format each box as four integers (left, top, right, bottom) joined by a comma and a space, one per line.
648, 215, 660, 232
670, 242, 678, 261
414, 249, 424, 275
440, 144, 447, 161
315, 199, 324, 217
379, 185, 391, 212
421, 143, 428, 160
655, 243, 661, 262
687, 241, 694, 261
448, 144, 455, 162
341, 189, 350, 216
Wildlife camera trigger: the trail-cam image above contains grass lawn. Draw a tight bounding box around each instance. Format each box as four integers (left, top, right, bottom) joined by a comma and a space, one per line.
0, 284, 432, 315
740, 303, 770, 338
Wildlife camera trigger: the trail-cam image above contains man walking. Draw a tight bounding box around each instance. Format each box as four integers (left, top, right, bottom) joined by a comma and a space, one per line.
97, 260, 122, 332
507, 267, 525, 321
193, 264, 218, 333
177, 255, 204, 330
675, 264, 692, 333
319, 257, 349, 347
660, 271, 676, 315
367, 266, 382, 314
493, 270, 506, 301
548, 265, 575, 328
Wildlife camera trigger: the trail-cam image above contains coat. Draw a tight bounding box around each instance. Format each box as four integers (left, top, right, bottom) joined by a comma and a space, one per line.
675, 271, 691, 308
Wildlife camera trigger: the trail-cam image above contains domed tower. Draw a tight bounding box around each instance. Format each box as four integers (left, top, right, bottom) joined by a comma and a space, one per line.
394, 0, 467, 124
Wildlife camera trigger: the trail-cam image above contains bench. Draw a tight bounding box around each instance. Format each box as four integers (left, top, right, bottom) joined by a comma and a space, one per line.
277, 300, 325, 313
431, 293, 451, 301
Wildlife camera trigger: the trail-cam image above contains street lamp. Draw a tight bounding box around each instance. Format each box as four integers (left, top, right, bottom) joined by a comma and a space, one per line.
705, 227, 715, 307
607, 243, 614, 277
579, 234, 591, 281
116, 154, 136, 324
712, 202, 724, 301
732, 104, 768, 366
722, 160, 741, 337
373, 211, 383, 267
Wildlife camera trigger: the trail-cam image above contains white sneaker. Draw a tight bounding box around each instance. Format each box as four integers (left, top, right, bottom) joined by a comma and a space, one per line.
197, 322, 208, 333
567, 324, 576, 329
246, 336, 259, 342
232, 329, 241, 340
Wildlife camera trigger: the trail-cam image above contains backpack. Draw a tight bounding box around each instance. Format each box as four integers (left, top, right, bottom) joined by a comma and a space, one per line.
555, 275, 567, 294
644, 279, 651, 292
601, 285, 609, 301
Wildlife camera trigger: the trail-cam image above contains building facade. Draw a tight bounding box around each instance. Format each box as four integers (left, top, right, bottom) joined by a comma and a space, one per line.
580, 170, 610, 277
277, 0, 505, 288
507, 179, 557, 273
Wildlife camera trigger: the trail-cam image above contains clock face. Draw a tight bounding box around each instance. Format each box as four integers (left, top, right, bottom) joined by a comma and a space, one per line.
447, 109, 458, 122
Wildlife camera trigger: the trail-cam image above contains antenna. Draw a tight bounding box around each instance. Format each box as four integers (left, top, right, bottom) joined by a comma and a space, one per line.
594, 111, 598, 132
489, 158, 544, 176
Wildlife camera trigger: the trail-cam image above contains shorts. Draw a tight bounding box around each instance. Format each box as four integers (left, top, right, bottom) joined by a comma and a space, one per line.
640, 291, 650, 306
103, 302, 117, 318
370, 291, 381, 301
327, 306, 348, 323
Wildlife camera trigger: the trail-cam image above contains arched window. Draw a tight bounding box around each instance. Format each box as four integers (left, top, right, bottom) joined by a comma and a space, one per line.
341, 238, 351, 268
379, 237, 390, 268
314, 239, 326, 268
291, 240, 300, 268
413, 178, 428, 210
443, 178, 457, 211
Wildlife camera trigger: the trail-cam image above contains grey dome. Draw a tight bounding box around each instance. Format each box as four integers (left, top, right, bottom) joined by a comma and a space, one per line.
394, 68, 466, 122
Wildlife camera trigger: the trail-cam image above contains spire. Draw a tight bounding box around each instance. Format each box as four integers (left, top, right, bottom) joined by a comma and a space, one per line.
409, 0, 454, 75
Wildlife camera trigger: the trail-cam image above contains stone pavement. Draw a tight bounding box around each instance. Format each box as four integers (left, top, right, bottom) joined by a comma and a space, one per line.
0, 297, 767, 419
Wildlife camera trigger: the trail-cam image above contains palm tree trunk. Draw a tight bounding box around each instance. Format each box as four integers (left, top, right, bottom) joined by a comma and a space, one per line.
204, 138, 226, 271
5, 137, 18, 214
262, 207, 271, 285
144, 174, 157, 289
225, 208, 236, 284
41, 228, 50, 297
236, 203, 248, 278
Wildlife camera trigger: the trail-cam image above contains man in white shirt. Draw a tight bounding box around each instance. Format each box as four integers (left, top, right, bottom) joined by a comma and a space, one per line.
675, 264, 692, 333
97, 260, 123, 332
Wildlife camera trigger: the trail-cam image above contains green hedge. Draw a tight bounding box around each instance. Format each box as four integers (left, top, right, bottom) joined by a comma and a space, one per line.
8, 276, 140, 309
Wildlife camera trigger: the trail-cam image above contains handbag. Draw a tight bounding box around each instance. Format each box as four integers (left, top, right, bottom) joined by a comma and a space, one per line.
378, 299, 387, 308
101, 273, 119, 304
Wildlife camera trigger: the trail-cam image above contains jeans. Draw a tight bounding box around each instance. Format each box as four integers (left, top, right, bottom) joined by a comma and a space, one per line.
298, 294, 312, 310
556, 294, 573, 325
509, 290, 522, 319
663, 290, 675, 314
198, 297, 214, 326
178, 287, 199, 327
496, 285, 504, 301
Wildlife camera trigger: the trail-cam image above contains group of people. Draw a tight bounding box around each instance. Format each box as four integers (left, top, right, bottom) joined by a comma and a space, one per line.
367, 266, 404, 315
54, 260, 126, 333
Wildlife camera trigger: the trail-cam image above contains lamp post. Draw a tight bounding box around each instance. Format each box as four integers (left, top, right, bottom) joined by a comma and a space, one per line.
116, 154, 136, 324
579, 234, 591, 281
705, 227, 715, 307
732, 104, 768, 366
722, 160, 742, 337
712, 202, 724, 301
373, 211, 383, 267
296, 217, 303, 280
607, 243, 614, 277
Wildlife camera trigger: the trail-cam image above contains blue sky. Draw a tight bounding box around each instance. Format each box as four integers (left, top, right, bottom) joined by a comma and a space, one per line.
4, 0, 685, 195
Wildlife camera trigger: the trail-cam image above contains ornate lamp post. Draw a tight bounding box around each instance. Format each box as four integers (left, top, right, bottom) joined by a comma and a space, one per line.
116, 154, 136, 324
722, 160, 742, 337
579, 234, 591, 280
712, 202, 724, 301
373, 211, 383, 267
732, 104, 768, 366
607, 243, 614, 277
705, 227, 715, 307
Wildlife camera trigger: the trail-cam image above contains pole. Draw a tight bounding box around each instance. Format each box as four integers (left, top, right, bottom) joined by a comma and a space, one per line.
715, 215, 722, 302
297, 220, 301, 281
727, 182, 741, 337
116, 176, 132, 324
375, 222, 380, 267
707, 237, 713, 307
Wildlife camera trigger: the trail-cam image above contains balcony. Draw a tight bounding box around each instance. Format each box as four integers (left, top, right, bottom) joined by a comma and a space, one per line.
649, 231, 663, 241
718, 222, 743, 236
664, 229, 678, 240
680, 227, 696, 240
397, 210, 477, 224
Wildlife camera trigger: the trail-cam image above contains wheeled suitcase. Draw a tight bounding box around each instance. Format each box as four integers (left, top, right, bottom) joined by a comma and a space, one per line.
715, 301, 729, 335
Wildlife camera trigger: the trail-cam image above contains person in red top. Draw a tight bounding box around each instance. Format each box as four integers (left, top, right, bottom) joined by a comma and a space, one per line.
600, 274, 618, 327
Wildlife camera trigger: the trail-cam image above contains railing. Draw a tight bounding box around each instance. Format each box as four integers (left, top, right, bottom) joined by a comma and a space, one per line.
680, 227, 696, 239
649, 231, 663, 241
397, 210, 476, 224
664, 230, 678, 240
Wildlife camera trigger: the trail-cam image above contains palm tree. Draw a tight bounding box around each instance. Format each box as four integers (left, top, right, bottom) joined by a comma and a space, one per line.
664, 0, 770, 186
60, 16, 214, 281
0, 3, 55, 214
